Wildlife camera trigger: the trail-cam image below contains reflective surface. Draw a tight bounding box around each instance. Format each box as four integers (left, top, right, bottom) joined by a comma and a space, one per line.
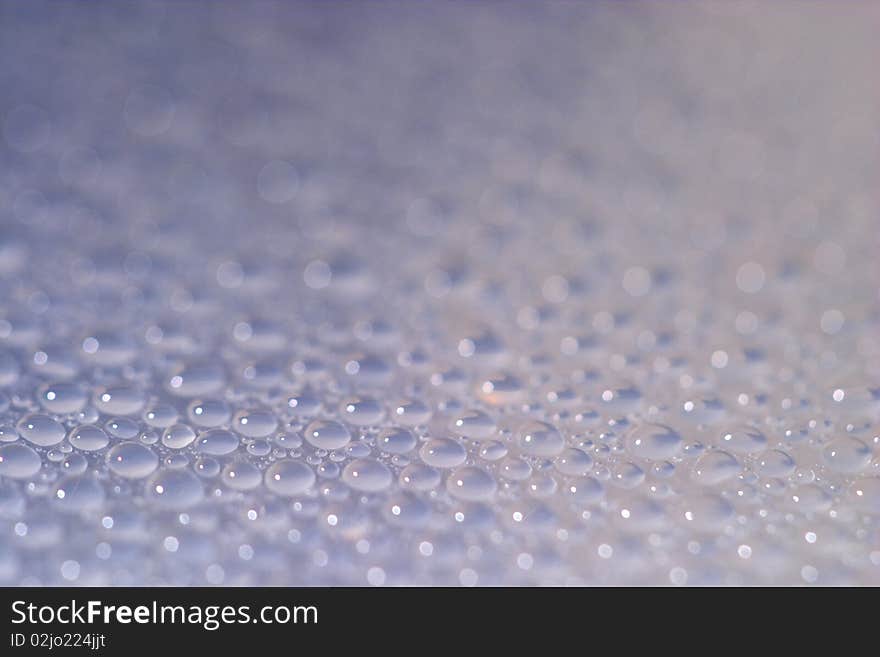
1, 1, 879, 586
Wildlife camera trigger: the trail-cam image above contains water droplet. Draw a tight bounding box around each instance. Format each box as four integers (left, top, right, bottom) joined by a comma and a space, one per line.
554, 447, 594, 476
187, 399, 231, 427
94, 385, 146, 416
610, 461, 645, 489
342, 458, 393, 492
500, 457, 533, 481
848, 478, 880, 513
104, 417, 140, 439
143, 403, 179, 428
339, 396, 385, 426
222, 461, 262, 491
718, 425, 767, 455
446, 466, 496, 501
68, 425, 109, 452
54, 476, 104, 513
822, 437, 871, 473
378, 427, 416, 454
518, 420, 565, 456
195, 429, 239, 456
106, 442, 159, 478
420, 438, 467, 468
399, 464, 441, 491
232, 409, 278, 438
392, 398, 432, 426
756, 449, 796, 477
166, 363, 226, 398
36, 382, 87, 414
17, 413, 65, 446
0, 443, 41, 479
304, 419, 351, 450
161, 424, 197, 450
625, 423, 682, 460
286, 393, 322, 417
265, 460, 315, 496
147, 469, 204, 509
450, 409, 497, 439
692, 450, 741, 485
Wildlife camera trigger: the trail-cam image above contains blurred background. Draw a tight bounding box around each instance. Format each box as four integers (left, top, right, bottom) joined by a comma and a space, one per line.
0, 1, 879, 586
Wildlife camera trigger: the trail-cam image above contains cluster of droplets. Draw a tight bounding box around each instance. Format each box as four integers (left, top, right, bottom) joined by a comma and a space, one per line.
1, 1, 879, 585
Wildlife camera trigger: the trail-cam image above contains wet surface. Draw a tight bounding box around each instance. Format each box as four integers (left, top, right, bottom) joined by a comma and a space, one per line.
1, 1, 879, 585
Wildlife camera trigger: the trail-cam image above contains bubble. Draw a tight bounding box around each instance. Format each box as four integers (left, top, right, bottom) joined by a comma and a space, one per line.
518, 420, 565, 456
161, 424, 197, 450
446, 466, 497, 501
195, 429, 240, 456
265, 460, 315, 496
378, 427, 416, 454
94, 385, 146, 416
0, 443, 42, 479
68, 425, 109, 452
692, 450, 741, 485
36, 382, 87, 414
420, 438, 467, 468
339, 396, 385, 426
232, 409, 278, 438
822, 437, 871, 473
554, 447, 594, 476
625, 423, 682, 460
146, 470, 204, 509
342, 458, 393, 492
222, 461, 262, 491
106, 442, 159, 478
17, 414, 65, 447
717, 425, 767, 455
